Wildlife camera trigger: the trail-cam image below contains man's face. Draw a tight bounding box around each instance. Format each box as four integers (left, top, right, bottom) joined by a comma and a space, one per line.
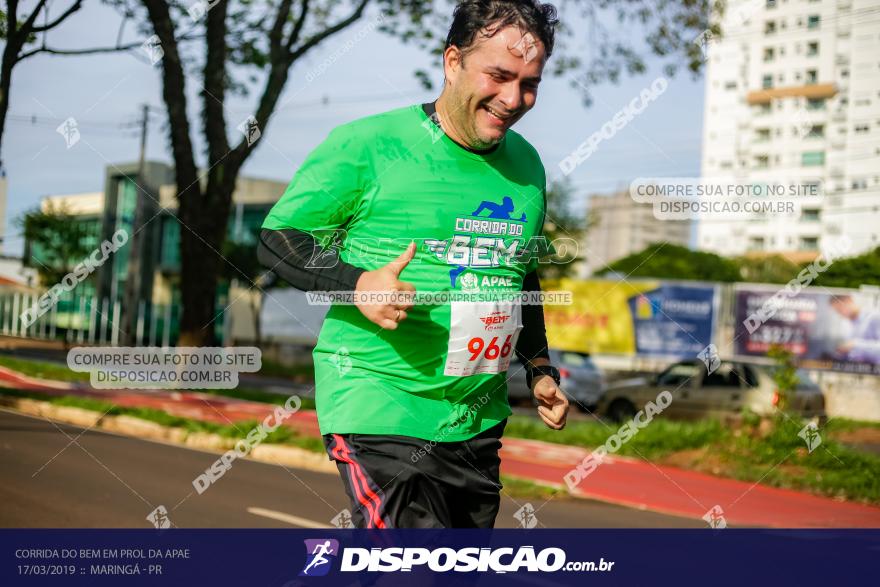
443, 26, 545, 148
831, 297, 859, 320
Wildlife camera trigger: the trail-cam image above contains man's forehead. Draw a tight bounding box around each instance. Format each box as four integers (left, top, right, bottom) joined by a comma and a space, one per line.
471, 25, 546, 66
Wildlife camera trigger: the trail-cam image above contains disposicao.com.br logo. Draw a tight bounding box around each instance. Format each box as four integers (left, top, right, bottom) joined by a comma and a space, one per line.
298, 539, 614, 574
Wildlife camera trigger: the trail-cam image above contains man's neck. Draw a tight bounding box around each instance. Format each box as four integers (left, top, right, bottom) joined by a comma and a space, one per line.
427, 97, 499, 155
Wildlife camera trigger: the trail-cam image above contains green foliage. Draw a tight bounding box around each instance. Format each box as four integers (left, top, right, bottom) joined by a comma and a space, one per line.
767, 344, 798, 412
537, 177, 588, 280
18, 203, 95, 286
600, 243, 742, 282
812, 246, 880, 289
735, 254, 800, 284
0, 355, 90, 382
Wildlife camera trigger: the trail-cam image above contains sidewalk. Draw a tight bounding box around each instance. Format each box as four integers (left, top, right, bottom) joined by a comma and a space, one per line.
2, 365, 879, 528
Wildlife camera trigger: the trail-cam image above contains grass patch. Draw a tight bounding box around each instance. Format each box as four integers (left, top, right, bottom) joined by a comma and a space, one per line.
0, 388, 323, 453
505, 414, 729, 461
823, 417, 880, 433
0, 354, 318, 411
501, 476, 566, 500
0, 355, 89, 382
200, 387, 316, 411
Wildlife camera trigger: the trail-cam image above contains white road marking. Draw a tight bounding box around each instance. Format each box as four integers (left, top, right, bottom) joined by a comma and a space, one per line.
247, 506, 332, 528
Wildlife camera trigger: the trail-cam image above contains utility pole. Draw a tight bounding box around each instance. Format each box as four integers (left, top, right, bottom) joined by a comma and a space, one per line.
121, 104, 152, 346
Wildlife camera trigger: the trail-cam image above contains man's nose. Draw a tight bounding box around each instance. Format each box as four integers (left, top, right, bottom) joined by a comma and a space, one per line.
498, 82, 522, 112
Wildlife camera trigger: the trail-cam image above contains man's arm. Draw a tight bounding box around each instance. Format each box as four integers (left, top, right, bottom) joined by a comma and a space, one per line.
516, 269, 568, 430
257, 227, 365, 293
515, 269, 550, 368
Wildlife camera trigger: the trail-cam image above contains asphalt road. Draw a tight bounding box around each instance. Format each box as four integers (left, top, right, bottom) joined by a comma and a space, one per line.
0, 409, 702, 529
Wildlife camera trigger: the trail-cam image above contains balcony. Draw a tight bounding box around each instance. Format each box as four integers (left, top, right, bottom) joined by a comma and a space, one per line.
747, 83, 837, 105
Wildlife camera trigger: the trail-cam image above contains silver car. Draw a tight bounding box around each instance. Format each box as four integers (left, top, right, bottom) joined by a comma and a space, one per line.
597, 360, 826, 422
506, 349, 605, 411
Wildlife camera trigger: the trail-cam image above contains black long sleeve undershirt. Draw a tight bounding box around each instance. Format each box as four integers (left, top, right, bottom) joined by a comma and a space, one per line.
516, 269, 551, 365
257, 227, 366, 293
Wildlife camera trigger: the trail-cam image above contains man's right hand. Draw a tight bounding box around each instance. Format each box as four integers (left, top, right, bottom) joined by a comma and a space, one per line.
354, 241, 417, 330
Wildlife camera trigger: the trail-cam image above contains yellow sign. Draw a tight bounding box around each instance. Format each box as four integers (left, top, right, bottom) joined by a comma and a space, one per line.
541, 279, 658, 354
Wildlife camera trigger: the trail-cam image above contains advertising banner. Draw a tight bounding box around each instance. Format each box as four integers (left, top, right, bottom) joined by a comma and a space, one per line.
543, 279, 717, 357
734, 286, 880, 375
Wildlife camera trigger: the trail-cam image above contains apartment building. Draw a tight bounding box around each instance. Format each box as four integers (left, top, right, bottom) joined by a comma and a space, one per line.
699, 0, 880, 260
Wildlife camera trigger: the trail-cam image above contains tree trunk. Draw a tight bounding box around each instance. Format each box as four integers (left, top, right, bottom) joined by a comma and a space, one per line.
177, 185, 234, 346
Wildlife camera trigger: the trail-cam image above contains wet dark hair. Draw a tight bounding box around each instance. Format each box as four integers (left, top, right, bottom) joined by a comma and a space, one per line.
445, 0, 559, 59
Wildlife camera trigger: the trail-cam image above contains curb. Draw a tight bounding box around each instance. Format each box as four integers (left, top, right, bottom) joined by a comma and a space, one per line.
0, 397, 338, 475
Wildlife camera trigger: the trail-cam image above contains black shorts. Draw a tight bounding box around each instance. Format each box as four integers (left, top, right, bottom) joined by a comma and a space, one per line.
323, 420, 507, 529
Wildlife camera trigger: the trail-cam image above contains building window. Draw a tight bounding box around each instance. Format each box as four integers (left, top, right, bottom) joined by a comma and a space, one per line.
765, 21, 777, 34
763, 47, 775, 62
755, 103, 772, 116
762, 74, 774, 88
807, 41, 819, 56
755, 128, 771, 142
854, 123, 870, 134
802, 151, 825, 166
766, 0, 777, 7
748, 237, 766, 251
806, 124, 825, 138
801, 209, 821, 222
806, 98, 825, 110
799, 237, 819, 251
805, 69, 818, 84
807, 15, 820, 29
725, 81, 737, 90
852, 178, 868, 190
754, 155, 770, 169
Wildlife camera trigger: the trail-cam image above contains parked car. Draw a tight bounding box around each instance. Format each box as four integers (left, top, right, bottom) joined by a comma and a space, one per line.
507, 349, 605, 411
596, 359, 826, 422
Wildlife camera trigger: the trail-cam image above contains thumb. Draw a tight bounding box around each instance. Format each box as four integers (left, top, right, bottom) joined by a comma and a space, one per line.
386, 241, 416, 276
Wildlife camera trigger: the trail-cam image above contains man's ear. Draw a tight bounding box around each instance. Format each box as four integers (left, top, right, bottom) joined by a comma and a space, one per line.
443, 45, 463, 84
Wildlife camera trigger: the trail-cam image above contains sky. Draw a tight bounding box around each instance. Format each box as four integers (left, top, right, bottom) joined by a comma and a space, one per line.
2, 1, 706, 257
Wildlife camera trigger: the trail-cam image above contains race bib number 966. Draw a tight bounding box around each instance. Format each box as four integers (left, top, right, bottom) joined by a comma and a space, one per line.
444, 301, 523, 377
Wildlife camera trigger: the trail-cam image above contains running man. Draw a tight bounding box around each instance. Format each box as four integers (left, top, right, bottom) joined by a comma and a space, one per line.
259, 0, 568, 528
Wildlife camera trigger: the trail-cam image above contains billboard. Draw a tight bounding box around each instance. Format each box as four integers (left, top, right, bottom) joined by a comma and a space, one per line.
734, 286, 880, 375
543, 279, 717, 357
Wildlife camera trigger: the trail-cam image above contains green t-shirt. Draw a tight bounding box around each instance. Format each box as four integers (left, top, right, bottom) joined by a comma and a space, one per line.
262, 104, 547, 441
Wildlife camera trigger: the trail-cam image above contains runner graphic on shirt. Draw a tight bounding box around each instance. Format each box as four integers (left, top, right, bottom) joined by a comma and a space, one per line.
471, 195, 527, 222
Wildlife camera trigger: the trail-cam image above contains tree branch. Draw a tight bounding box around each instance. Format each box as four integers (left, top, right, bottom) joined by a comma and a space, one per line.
17, 0, 50, 38
202, 0, 231, 187
228, 0, 371, 164
30, 0, 83, 33
18, 40, 144, 60
141, 0, 199, 206
268, 0, 294, 60
285, 0, 310, 54
290, 0, 370, 62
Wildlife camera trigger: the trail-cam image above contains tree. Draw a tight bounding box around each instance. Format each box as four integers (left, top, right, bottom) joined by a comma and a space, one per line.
767, 344, 797, 414
599, 243, 742, 282
537, 176, 591, 280
104, 0, 719, 345
18, 202, 94, 285
735, 254, 800, 285
811, 246, 880, 289
220, 240, 267, 346
0, 1, 159, 170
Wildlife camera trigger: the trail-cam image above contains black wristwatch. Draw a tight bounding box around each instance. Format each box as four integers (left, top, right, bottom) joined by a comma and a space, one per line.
526, 365, 561, 389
